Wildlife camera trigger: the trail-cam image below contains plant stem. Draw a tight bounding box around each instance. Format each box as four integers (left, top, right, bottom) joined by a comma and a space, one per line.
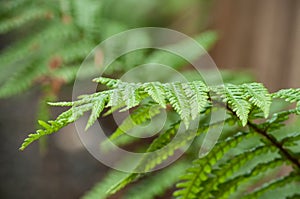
247, 122, 300, 170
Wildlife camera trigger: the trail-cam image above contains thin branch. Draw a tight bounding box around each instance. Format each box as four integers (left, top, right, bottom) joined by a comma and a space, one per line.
247, 122, 300, 170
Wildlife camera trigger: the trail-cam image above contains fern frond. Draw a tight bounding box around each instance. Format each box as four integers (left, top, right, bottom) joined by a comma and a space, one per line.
214, 158, 286, 199
85, 96, 107, 130
143, 82, 167, 108
36, 92, 56, 154
107, 122, 181, 195
51, 64, 100, 84
0, 62, 46, 98
0, 22, 78, 72
281, 132, 300, 147
120, 82, 143, 110
71, 0, 102, 32
93, 77, 121, 88
273, 88, 300, 114
106, 173, 139, 196
50, 65, 79, 83
21, 77, 273, 149
0, 0, 31, 14
184, 81, 209, 120
197, 145, 276, 199
213, 84, 251, 126
53, 39, 94, 64
20, 103, 93, 150
273, 88, 300, 103
81, 170, 128, 199
264, 110, 296, 132
109, 118, 226, 196
166, 83, 194, 127
105, 82, 143, 110
108, 102, 162, 141
244, 173, 300, 199
243, 83, 271, 118
173, 132, 253, 199
123, 161, 189, 199
18, 73, 300, 198
165, 82, 209, 127
0, 7, 50, 34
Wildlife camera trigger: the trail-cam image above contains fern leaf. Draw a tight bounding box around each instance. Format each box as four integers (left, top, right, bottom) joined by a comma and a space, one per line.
85, 96, 107, 130
140, 128, 196, 173
264, 110, 295, 132
214, 84, 251, 126
198, 145, 276, 199
107, 122, 181, 195
109, 102, 162, 141
0, 7, 50, 34
143, 82, 167, 108
123, 161, 189, 199
0, 0, 30, 14
107, 118, 221, 195
50, 66, 79, 83
106, 88, 124, 107
19, 103, 93, 150
106, 173, 139, 195
243, 83, 271, 118
184, 81, 209, 120
0, 22, 78, 65
281, 132, 300, 147
21, 78, 278, 152
165, 82, 192, 127
174, 132, 253, 199
120, 83, 142, 110
214, 158, 285, 199
0, 62, 46, 98
273, 88, 300, 114
47, 101, 75, 107
81, 170, 128, 199
0, 22, 79, 93
93, 77, 121, 88
53, 39, 94, 64
52, 64, 101, 84
273, 88, 300, 103
244, 173, 300, 199
36, 93, 56, 154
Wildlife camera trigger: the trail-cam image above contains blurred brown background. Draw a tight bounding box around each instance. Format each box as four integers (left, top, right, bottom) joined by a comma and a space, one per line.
210, 0, 300, 91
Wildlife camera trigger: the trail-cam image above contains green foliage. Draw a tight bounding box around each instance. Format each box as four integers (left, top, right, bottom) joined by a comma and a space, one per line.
20, 77, 300, 198
82, 169, 128, 199
83, 161, 189, 199
7, 1, 300, 198
273, 88, 300, 114
173, 132, 253, 199
243, 173, 300, 199
212, 83, 271, 126
108, 101, 162, 141
0, 0, 217, 99
123, 161, 189, 199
